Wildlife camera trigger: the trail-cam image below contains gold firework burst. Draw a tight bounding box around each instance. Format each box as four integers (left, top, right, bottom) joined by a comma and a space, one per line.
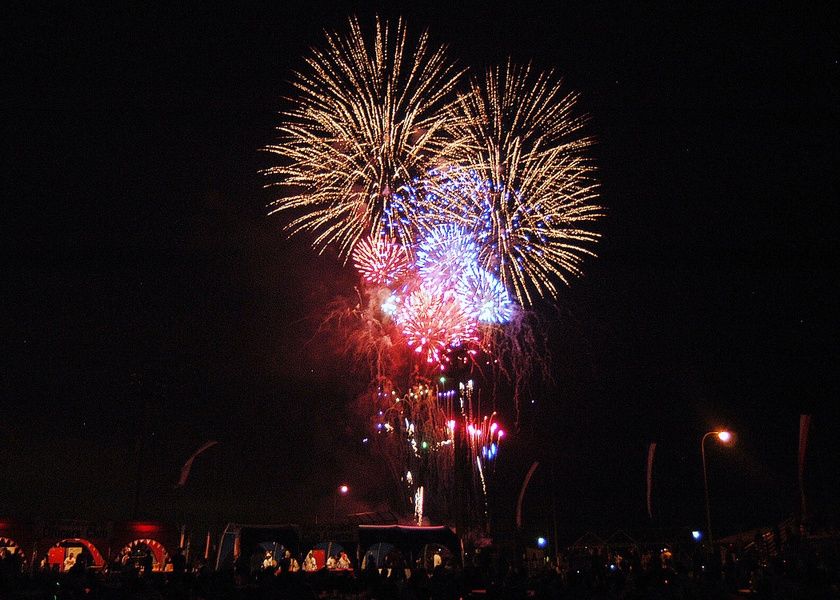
264, 16, 467, 257
429, 61, 603, 306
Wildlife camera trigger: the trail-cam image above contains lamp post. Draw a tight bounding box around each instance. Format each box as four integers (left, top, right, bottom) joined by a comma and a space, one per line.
701, 430, 733, 545
333, 484, 349, 522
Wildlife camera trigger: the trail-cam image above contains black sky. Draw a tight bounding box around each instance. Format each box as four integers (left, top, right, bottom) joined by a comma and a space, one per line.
2, 2, 838, 541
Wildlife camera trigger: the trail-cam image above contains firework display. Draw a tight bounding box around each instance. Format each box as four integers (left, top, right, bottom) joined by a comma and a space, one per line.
457, 264, 515, 325
264, 16, 466, 257
415, 225, 479, 287
352, 235, 411, 287
266, 16, 601, 527
399, 284, 479, 367
374, 383, 455, 519
372, 380, 506, 524
431, 62, 603, 305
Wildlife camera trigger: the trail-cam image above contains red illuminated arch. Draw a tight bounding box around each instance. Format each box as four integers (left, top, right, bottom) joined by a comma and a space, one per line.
119, 538, 170, 571
0, 537, 25, 561
54, 538, 106, 568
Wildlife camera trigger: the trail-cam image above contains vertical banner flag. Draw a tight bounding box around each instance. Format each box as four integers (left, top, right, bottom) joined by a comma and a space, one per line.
647, 442, 656, 520
799, 415, 811, 517
175, 440, 218, 488
516, 461, 540, 530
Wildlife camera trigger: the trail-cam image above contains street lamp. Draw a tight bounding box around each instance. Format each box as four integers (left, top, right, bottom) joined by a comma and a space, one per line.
333, 484, 349, 522
701, 430, 734, 545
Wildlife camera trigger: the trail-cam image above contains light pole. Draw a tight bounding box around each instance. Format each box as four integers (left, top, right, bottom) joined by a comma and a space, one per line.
333, 484, 349, 522
701, 430, 733, 545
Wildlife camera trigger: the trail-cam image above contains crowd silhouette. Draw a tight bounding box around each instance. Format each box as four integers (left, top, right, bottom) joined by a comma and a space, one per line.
1, 533, 839, 598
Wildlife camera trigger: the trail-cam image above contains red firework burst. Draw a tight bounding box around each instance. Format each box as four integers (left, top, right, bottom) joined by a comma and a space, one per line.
352, 236, 410, 286
400, 285, 479, 368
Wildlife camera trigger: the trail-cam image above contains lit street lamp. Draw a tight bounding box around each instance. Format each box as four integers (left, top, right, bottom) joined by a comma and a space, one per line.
701, 430, 734, 545
333, 484, 349, 522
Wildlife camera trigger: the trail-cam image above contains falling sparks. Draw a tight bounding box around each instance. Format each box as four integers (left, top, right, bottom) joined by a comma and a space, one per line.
374, 382, 507, 525
414, 486, 425, 525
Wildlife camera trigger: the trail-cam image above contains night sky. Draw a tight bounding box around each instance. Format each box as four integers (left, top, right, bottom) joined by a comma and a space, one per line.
3, 3, 838, 542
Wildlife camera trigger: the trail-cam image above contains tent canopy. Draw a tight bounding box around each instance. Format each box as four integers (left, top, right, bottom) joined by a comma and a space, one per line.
358, 525, 461, 566
234, 524, 300, 555
216, 523, 301, 570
